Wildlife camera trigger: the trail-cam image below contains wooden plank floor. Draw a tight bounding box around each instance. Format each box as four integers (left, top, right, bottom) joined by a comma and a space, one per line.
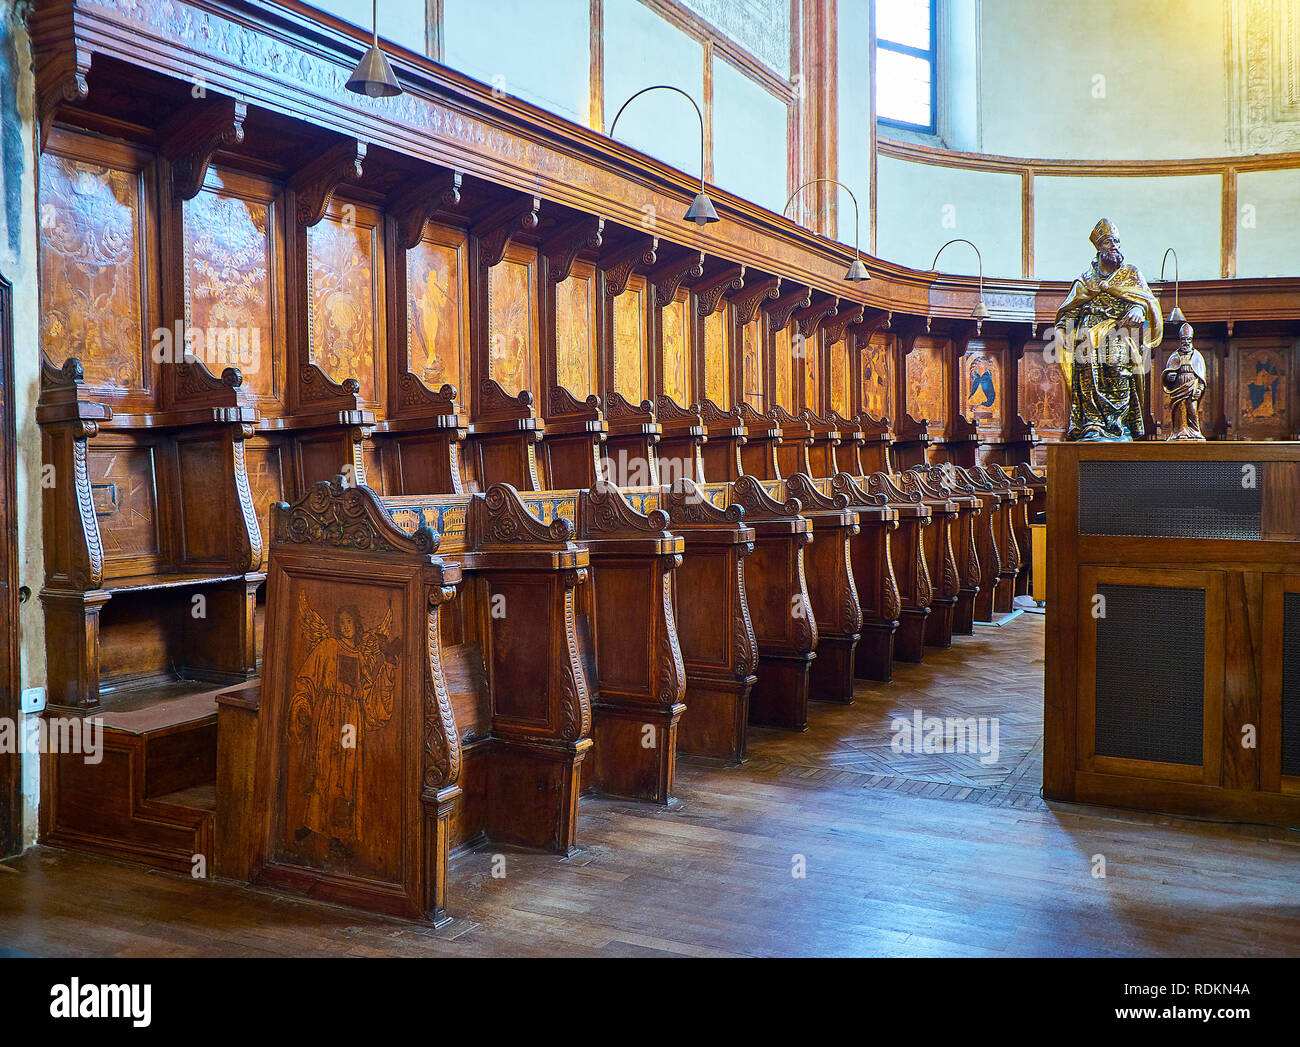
2, 614, 1297, 957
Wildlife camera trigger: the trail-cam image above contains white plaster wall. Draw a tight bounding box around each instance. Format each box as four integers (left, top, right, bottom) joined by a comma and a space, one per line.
837, 0, 873, 248
1033, 173, 1222, 281
2, 7, 47, 849
313, 0, 429, 56
603, 0, 706, 176
444, 0, 592, 126
1236, 169, 1300, 279
977, 0, 1228, 160
876, 155, 1021, 277
711, 54, 788, 215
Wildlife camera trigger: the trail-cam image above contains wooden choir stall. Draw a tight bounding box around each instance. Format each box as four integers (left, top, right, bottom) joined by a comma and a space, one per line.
67, 0, 1300, 926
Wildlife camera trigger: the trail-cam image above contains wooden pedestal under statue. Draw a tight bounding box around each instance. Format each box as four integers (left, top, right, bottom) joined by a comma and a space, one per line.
1045, 441, 1300, 828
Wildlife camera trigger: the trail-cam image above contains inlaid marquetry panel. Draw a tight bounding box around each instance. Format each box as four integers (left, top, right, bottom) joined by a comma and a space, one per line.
743, 314, 759, 408
661, 291, 691, 407
555, 260, 597, 398
907, 338, 949, 433
308, 201, 384, 404
408, 223, 469, 396
963, 341, 1004, 433
708, 308, 736, 407
1233, 339, 1293, 439
274, 577, 405, 884
39, 133, 156, 398
488, 242, 539, 397
89, 445, 162, 570
774, 325, 793, 412
862, 334, 895, 422
1018, 345, 1069, 435
613, 275, 647, 402
184, 168, 283, 403
829, 337, 849, 416
804, 333, 821, 414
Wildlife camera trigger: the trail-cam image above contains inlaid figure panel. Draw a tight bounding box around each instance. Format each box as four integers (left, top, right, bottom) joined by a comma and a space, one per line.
308, 201, 384, 405
829, 338, 849, 416
804, 333, 821, 414
488, 244, 539, 398
775, 325, 793, 412
407, 223, 469, 395
184, 168, 284, 405
555, 260, 598, 398
1018, 345, 1069, 436
613, 274, 647, 402
720, 312, 744, 408
661, 292, 691, 407
1234, 343, 1291, 438
963, 342, 1003, 433
277, 586, 403, 883
907, 338, 949, 434
862, 334, 895, 423
39, 133, 156, 400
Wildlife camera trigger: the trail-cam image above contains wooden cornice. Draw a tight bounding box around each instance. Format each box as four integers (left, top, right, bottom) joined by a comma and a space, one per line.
390, 169, 464, 251
290, 138, 366, 227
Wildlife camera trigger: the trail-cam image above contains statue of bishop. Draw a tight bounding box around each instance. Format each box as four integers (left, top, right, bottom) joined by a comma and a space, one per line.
1054, 219, 1164, 441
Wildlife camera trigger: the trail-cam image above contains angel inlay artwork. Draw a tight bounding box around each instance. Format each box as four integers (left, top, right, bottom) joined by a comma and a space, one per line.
287, 592, 400, 862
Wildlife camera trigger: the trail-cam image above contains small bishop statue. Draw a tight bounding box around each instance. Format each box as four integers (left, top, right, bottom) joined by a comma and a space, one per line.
1161, 322, 1207, 441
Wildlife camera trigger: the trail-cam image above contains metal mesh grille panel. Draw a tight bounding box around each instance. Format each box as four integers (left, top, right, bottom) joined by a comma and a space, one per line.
1078, 460, 1262, 540
1282, 593, 1300, 778
1094, 584, 1205, 766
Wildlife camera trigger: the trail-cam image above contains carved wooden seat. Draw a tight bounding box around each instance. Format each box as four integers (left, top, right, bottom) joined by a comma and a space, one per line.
897, 468, 962, 648
738, 402, 783, 481
655, 395, 707, 487
37, 356, 264, 710
699, 398, 746, 483
856, 472, 933, 663
916, 462, 984, 636
804, 408, 846, 479
604, 391, 662, 489
229, 479, 591, 924
465, 379, 546, 492
951, 466, 1011, 621
966, 465, 1024, 614
828, 473, 902, 681
542, 386, 608, 491
853, 412, 896, 476
772, 404, 814, 478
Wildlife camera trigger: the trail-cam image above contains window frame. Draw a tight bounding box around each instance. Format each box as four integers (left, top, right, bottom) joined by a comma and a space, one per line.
875, 0, 938, 135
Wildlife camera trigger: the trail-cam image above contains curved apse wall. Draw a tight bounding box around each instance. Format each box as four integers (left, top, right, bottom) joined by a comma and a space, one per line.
877, 0, 1300, 282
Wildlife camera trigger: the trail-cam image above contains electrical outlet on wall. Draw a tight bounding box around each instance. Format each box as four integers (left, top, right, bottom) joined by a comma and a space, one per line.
20, 687, 45, 714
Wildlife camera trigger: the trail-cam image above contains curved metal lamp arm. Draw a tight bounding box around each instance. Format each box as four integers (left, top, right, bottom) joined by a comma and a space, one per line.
784, 177, 863, 261
930, 238, 988, 326
608, 85, 707, 192
1159, 247, 1180, 314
